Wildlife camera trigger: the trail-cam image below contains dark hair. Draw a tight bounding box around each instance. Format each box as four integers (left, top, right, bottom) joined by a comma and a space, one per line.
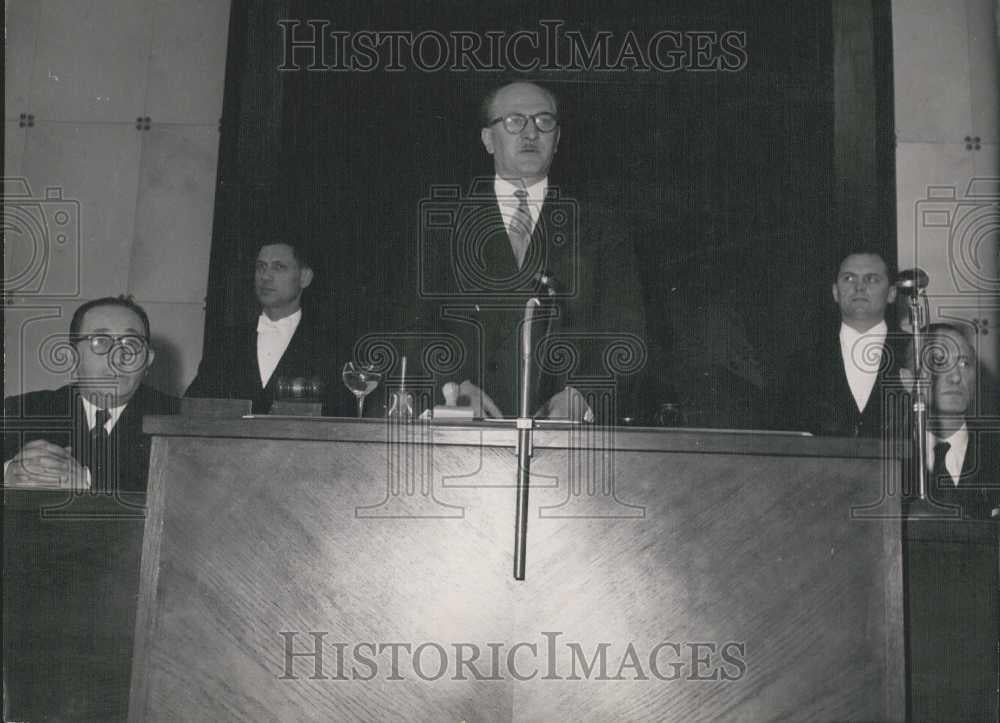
258, 241, 312, 270
902, 322, 976, 370
835, 250, 895, 283
480, 81, 559, 128
70, 295, 151, 339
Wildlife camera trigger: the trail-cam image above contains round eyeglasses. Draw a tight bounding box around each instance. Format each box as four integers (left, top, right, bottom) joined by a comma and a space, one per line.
76, 333, 149, 357
488, 112, 559, 134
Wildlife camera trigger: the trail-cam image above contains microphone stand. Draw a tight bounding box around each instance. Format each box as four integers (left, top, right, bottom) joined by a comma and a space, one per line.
513, 296, 541, 581
905, 286, 936, 517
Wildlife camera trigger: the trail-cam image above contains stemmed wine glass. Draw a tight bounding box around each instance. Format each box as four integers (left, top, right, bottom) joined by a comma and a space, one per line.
342, 361, 382, 418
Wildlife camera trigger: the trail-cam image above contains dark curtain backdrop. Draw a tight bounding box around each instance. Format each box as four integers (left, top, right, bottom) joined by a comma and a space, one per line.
205, 0, 895, 427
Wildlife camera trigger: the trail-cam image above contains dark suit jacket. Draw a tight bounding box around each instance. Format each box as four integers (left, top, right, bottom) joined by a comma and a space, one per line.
415, 179, 647, 419
925, 423, 1000, 521
783, 326, 905, 438
185, 310, 355, 416
2, 382, 178, 493
3, 383, 175, 720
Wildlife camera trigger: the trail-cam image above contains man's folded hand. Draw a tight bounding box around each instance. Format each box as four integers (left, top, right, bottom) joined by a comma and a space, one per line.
3, 439, 91, 490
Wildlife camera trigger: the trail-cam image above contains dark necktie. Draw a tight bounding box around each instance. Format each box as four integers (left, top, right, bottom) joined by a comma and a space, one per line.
931, 440, 951, 487
509, 189, 532, 269
90, 408, 112, 492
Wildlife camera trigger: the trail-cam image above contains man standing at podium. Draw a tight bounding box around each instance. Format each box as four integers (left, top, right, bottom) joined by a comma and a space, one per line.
417, 81, 646, 421
785, 251, 901, 437
3, 295, 177, 492
186, 241, 351, 415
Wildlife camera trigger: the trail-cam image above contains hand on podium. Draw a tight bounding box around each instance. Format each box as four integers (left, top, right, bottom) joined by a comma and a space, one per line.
3, 440, 91, 490
536, 386, 594, 423
457, 380, 503, 419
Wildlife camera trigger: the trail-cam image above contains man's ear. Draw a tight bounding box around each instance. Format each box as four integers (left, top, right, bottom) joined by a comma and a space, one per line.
887, 284, 897, 304
145, 347, 156, 372
300, 267, 314, 289
481, 127, 494, 155
831, 283, 840, 304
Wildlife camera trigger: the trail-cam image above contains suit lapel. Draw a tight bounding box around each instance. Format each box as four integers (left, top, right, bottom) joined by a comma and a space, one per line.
265, 319, 302, 396
958, 432, 977, 484
247, 325, 265, 396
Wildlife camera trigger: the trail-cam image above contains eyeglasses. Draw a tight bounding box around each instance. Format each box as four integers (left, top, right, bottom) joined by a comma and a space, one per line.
75, 333, 149, 357
488, 112, 559, 134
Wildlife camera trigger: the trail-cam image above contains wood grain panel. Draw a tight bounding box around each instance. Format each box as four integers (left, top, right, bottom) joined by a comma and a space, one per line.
130, 420, 905, 721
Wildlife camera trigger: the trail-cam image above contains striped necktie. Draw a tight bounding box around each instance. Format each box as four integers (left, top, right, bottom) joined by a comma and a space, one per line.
509, 189, 532, 269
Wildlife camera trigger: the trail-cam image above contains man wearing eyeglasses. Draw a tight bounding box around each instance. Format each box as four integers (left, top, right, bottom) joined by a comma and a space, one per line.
418, 81, 646, 421
2, 295, 177, 492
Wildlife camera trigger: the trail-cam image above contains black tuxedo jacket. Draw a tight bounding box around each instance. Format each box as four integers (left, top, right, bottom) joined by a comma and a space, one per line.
186, 310, 355, 416
784, 325, 905, 438
415, 180, 646, 419
2, 383, 178, 493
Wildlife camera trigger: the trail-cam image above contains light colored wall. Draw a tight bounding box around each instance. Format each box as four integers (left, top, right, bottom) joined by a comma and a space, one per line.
4, 0, 231, 398
893, 0, 1000, 411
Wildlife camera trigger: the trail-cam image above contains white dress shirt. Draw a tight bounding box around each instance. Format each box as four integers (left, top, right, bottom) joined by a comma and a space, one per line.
926, 423, 969, 486
495, 176, 547, 241
81, 396, 126, 432
257, 309, 301, 387
839, 321, 887, 412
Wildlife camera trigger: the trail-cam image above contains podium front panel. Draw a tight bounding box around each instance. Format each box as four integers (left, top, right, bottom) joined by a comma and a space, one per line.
129, 419, 904, 722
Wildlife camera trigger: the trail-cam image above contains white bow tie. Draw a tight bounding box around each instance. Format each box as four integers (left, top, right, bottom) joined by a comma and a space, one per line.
257, 314, 296, 334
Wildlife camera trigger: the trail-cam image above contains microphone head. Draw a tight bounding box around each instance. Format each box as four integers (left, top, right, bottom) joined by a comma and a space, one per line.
534, 271, 558, 296
896, 267, 929, 293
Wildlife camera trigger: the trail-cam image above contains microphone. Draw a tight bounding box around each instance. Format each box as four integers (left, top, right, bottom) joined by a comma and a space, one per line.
895, 267, 929, 295
521, 271, 559, 417
533, 271, 558, 299
520, 297, 542, 418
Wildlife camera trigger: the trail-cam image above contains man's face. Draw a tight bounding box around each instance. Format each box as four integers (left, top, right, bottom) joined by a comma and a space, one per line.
255, 244, 312, 316
928, 328, 976, 417
74, 305, 154, 407
480, 82, 560, 185
832, 253, 896, 325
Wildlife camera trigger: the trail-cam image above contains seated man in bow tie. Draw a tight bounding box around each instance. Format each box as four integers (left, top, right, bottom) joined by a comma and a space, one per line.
902, 323, 999, 520
3, 295, 177, 492
186, 241, 352, 415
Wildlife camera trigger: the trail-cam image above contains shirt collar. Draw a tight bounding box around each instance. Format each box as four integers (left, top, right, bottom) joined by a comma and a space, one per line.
927, 422, 969, 482
257, 308, 302, 333
80, 396, 127, 432
494, 176, 548, 205
930, 422, 969, 454
839, 320, 887, 345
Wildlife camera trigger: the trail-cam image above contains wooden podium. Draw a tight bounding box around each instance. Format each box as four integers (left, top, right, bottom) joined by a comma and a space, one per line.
125, 417, 906, 721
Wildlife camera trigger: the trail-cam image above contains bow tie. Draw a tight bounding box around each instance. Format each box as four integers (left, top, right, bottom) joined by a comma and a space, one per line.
257, 314, 297, 334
